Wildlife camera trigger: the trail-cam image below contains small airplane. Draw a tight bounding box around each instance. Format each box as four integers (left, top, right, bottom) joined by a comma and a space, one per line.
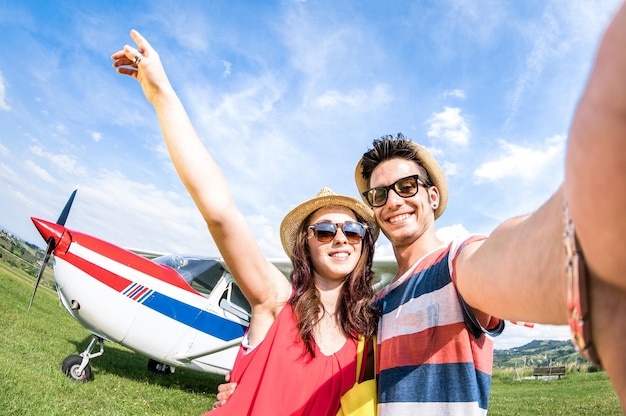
28, 189, 397, 382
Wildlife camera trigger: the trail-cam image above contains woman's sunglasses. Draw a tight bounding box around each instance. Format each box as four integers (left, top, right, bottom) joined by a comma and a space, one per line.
362, 174, 429, 207
308, 221, 367, 244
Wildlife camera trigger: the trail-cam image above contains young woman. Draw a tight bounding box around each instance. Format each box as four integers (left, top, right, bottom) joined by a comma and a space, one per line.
112, 30, 379, 415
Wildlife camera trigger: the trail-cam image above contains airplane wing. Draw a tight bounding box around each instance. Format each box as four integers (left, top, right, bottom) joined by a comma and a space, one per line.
269, 255, 397, 292
127, 248, 171, 260
129, 250, 397, 291
372, 255, 397, 291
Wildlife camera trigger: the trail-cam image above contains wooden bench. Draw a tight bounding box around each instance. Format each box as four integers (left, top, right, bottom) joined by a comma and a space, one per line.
532, 366, 566, 379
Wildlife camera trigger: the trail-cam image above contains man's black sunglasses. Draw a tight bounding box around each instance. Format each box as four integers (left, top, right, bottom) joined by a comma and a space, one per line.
362, 174, 429, 207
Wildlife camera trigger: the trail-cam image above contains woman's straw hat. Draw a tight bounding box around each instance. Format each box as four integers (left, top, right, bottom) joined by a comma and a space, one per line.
280, 187, 379, 257
354, 141, 448, 219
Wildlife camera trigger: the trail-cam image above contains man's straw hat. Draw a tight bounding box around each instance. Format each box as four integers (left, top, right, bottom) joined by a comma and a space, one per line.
354, 141, 448, 219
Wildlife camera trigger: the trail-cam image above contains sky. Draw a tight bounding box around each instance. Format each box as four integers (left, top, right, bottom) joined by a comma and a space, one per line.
0, 0, 621, 350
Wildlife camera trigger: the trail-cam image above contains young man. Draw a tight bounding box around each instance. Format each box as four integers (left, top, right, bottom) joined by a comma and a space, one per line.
355, 2, 626, 412
356, 136, 506, 415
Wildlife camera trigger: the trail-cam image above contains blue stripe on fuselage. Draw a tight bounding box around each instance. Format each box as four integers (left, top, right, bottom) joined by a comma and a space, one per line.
142, 291, 246, 341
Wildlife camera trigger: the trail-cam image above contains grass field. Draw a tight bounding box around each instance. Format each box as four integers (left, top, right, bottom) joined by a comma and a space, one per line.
0, 263, 223, 416
489, 369, 621, 415
1, 262, 622, 415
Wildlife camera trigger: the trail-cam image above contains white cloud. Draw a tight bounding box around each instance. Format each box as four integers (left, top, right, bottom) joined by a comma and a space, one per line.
426, 106, 470, 146
504, 2, 620, 129
316, 89, 366, 109
373, 241, 395, 258
24, 160, 55, 183
70, 170, 213, 255
371, 84, 393, 107
474, 135, 566, 182
222, 60, 232, 77
29, 145, 44, 156
29, 145, 87, 176
246, 213, 284, 257
54, 121, 68, 135
197, 77, 280, 125
315, 84, 391, 110
148, 4, 212, 53
442, 161, 458, 177
0, 72, 11, 110
505, 15, 557, 125
48, 153, 87, 176
0, 142, 8, 156
445, 89, 466, 99
436, 223, 470, 243
0, 162, 17, 180
494, 324, 570, 350
91, 131, 102, 142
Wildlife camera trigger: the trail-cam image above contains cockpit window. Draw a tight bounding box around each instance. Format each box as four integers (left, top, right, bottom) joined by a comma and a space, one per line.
153, 255, 225, 296
219, 281, 252, 321
229, 283, 251, 316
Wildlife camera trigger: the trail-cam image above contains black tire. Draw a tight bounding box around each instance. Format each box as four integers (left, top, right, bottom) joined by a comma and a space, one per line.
61, 354, 93, 382
147, 359, 172, 375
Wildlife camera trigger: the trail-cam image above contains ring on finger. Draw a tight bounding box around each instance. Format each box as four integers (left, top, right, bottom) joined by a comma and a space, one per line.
133, 53, 144, 65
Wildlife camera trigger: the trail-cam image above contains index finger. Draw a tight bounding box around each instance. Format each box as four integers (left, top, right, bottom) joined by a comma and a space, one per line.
130, 29, 152, 56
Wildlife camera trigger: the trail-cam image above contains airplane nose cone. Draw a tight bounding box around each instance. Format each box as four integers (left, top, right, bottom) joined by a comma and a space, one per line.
31, 217, 66, 245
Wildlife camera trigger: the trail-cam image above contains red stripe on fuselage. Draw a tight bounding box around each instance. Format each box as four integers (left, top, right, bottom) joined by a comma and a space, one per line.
132, 287, 150, 300
56, 228, 200, 295
59, 250, 132, 292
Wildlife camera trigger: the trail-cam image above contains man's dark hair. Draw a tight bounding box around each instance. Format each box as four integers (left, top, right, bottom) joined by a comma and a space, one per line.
360, 133, 433, 186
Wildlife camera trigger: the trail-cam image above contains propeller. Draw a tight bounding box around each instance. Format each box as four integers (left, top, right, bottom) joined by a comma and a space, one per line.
28, 188, 78, 312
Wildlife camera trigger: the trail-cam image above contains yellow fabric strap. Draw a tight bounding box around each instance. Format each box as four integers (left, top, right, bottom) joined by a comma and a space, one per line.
355, 336, 365, 379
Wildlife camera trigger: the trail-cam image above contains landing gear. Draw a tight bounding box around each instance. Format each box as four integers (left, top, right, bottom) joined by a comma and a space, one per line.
147, 359, 174, 375
62, 355, 92, 382
62, 335, 104, 382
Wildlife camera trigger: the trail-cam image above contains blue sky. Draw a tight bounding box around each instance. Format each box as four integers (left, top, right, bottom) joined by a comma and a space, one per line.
0, 0, 620, 349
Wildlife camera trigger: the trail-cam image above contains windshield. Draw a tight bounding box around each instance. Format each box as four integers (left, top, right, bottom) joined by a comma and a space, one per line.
153, 255, 226, 296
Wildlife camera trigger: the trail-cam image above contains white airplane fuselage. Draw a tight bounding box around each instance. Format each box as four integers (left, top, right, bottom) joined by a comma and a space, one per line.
33, 217, 250, 376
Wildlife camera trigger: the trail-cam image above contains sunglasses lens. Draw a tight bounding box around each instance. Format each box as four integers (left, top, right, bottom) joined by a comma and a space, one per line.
313, 223, 337, 243
366, 188, 388, 207
395, 176, 419, 197
342, 222, 366, 243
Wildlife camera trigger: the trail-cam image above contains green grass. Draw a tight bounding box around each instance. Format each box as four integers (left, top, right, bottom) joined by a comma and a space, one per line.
1, 262, 622, 415
0, 264, 223, 416
489, 365, 621, 415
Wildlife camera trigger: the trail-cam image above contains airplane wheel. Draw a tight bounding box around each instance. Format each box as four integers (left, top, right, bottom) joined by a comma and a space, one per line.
62, 354, 93, 382
147, 359, 173, 375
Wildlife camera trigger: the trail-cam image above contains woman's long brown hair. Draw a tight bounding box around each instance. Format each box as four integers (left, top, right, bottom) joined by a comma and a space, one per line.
288, 207, 379, 358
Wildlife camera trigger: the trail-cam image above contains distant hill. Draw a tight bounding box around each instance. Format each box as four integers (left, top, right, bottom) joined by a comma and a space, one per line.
0, 228, 41, 270
493, 339, 592, 369
0, 226, 52, 288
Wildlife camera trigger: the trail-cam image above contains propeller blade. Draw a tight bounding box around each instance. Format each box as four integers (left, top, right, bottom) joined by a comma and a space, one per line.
56, 188, 77, 226
27, 237, 55, 313
28, 188, 78, 312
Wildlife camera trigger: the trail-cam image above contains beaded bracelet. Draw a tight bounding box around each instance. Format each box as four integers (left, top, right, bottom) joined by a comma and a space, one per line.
564, 202, 602, 368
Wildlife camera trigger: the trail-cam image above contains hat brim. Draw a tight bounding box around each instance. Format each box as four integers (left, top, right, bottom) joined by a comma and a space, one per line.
280, 191, 379, 258
354, 141, 448, 219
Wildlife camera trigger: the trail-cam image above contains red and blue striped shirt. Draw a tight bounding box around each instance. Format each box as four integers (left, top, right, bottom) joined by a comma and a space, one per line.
374, 235, 504, 415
